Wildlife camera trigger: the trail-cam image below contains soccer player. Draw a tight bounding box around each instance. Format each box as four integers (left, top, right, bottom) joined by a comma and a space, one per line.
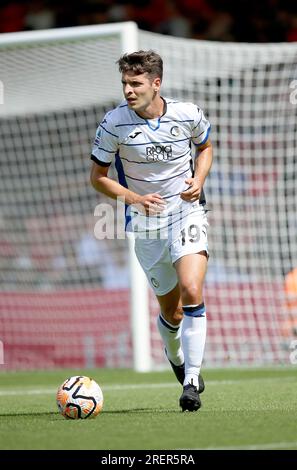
90, 50, 213, 412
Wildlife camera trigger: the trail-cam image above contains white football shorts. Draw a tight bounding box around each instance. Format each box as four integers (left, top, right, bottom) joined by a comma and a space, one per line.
134, 203, 209, 296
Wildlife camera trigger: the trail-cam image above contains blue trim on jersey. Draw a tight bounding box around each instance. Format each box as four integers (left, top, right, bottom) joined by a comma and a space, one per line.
115, 122, 146, 127
96, 147, 116, 153
99, 124, 119, 138
194, 128, 206, 139
121, 137, 189, 147
146, 117, 161, 131
192, 108, 203, 130
194, 125, 211, 147
163, 192, 184, 199
163, 187, 195, 199
125, 165, 191, 183
160, 119, 194, 123
167, 151, 191, 162
165, 207, 201, 230
114, 152, 131, 230
114, 118, 193, 128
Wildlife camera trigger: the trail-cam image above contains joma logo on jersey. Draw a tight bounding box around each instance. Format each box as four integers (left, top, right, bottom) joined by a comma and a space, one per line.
146, 145, 172, 161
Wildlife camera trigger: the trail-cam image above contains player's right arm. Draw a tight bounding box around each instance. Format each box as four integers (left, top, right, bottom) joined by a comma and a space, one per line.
90, 162, 165, 215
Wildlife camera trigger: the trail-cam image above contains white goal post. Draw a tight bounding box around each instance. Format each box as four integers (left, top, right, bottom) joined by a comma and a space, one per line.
0, 22, 296, 372
0, 21, 151, 372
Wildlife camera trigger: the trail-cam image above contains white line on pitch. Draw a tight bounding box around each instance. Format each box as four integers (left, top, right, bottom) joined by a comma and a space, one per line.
0, 383, 175, 396
0, 376, 296, 396
185, 441, 297, 450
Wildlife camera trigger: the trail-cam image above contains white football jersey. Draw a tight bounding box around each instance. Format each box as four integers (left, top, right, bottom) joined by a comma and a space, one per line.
91, 98, 211, 233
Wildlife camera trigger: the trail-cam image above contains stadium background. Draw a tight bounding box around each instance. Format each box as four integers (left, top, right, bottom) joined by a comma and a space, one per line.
1, 0, 297, 42
0, 0, 297, 372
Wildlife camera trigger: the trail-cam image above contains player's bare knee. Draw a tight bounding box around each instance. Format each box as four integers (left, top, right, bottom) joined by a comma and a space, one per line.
179, 283, 203, 306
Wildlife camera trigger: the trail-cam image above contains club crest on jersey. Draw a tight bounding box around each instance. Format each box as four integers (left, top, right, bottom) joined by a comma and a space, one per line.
170, 126, 180, 137
146, 144, 172, 161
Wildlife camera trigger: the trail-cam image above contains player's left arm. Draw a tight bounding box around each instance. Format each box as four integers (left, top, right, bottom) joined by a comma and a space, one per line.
180, 139, 213, 202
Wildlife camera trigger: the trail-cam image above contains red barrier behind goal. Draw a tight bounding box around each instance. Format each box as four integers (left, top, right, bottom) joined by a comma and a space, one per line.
0, 282, 289, 370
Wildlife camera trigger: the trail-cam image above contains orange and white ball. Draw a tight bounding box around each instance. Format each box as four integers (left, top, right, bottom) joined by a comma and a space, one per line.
56, 375, 103, 419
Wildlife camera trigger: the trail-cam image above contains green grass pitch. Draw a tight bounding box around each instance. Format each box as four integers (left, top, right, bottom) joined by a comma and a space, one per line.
0, 367, 296, 450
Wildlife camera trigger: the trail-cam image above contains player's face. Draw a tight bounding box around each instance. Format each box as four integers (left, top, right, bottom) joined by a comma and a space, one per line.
121, 72, 160, 114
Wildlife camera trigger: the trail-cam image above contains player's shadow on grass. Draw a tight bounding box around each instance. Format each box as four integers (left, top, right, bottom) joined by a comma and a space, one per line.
103, 408, 180, 414
0, 411, 58, 417
0, 409, 180, 417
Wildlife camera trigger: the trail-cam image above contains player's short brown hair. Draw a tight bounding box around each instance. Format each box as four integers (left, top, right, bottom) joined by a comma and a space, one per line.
117, 50, 163, 82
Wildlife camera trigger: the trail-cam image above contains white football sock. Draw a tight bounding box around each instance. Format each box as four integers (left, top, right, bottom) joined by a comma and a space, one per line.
157, 313, 184, 366
181, 303, 207, 387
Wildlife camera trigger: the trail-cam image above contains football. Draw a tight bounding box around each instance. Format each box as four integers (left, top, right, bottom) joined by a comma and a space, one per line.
56, 375, 103, 419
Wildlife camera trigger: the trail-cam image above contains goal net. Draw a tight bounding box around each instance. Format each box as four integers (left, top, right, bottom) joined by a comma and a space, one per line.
0, 23, 296, 370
